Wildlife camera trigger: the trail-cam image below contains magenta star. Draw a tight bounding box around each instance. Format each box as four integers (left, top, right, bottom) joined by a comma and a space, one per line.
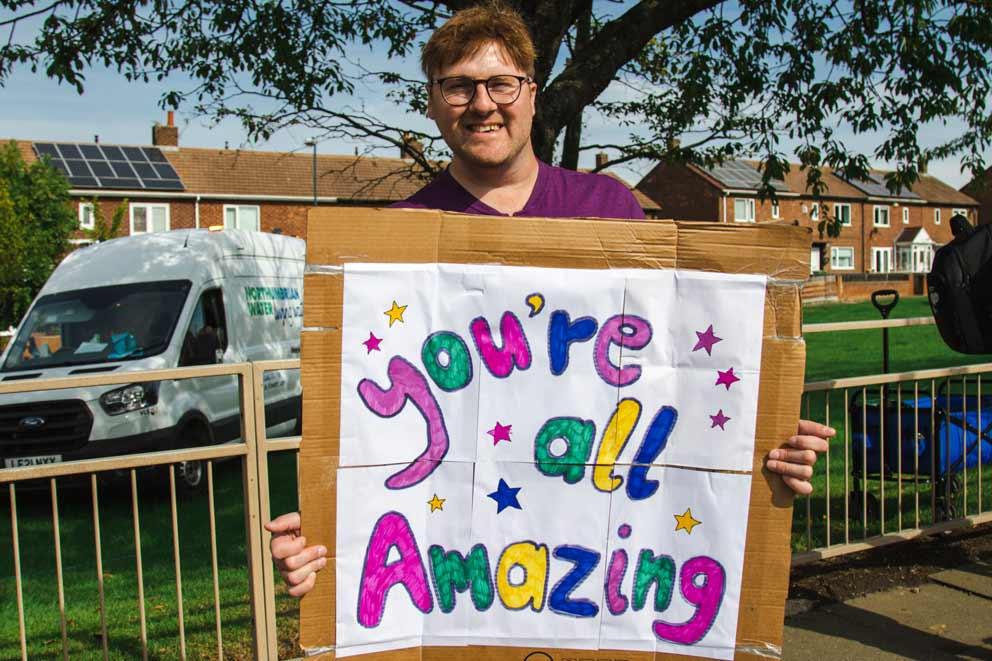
362, 332, 382, 354
715, 367, 741, 390
488, 422, 512, 445
710, 409, 731, 430
693, 324, 723, 355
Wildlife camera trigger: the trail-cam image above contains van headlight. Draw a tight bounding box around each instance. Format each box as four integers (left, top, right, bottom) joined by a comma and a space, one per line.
100, 382, 159, 416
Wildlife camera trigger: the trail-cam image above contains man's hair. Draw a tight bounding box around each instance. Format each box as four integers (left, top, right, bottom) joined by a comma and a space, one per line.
421, 2, 537, 80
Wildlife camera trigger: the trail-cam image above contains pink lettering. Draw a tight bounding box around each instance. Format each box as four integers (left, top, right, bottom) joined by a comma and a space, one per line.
357, 511, 433, 627
652, 556, 725, 645
593, 315, 652, 387
357, 356, 448, 488
470, 312, 532, 378
605, 548, 629, 615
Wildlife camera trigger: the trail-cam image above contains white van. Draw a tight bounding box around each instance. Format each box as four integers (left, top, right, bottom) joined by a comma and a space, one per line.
0, 229, 304, 491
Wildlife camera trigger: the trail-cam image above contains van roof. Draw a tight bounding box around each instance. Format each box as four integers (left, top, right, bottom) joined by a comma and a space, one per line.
43, 229, 306, 294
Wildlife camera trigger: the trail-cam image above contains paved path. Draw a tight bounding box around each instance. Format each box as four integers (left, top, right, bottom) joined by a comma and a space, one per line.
783, 561, 992, 660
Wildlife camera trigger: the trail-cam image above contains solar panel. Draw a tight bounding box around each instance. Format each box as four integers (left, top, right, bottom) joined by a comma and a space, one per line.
32, 142, 185, 191
703, 160, 790, 191
842, 172, 919, 199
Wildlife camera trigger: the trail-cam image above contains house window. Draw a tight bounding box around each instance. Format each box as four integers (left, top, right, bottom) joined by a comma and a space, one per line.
872, 247, 892, 273
834, 203, 852, 227
873, 205, 890, 227
831, 247, 854, 270
810, 203, 819, 221
734, 198, 755, 223
224, 205, 260, 232
953, 208, 968, 221
902, 207, 909, 224
79, 202, 94, 230
130, 203, 170, 235
935, 208, 941, 225
771, 200, 780, 220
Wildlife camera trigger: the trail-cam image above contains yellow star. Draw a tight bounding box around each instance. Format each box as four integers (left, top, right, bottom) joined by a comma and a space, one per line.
674, 507, 702, 534
384, 300, 408, 327
427, 494, 446, 512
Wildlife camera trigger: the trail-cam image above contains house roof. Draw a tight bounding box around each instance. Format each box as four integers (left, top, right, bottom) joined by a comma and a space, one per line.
165, 147, 428, 202
6, 138, 652, 209
894, 227, 933, 243
697, 159, 978, 205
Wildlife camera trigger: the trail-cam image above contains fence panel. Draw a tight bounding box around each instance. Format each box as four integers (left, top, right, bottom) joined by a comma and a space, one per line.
796, 317, 992, 564
0, 360, 300, 659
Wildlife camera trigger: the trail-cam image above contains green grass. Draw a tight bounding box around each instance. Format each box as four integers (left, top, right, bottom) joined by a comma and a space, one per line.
797, 296, 992, 552
0, 453, 302, 659
4, 296, 992, 656
804, 296, 992, 382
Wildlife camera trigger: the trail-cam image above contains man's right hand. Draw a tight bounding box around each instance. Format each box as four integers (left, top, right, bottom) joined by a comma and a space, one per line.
265, 512, 327, 598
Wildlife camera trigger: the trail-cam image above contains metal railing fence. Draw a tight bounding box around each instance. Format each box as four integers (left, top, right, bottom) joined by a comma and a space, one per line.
795, 316, 992, 564
3, 316, 992, 655
0, 359, 300, 660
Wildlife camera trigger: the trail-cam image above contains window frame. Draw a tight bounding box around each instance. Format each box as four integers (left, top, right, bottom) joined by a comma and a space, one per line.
902, 207, 910, 224
223, 204, 261, 232
129, 203, 171, 235
834, 202, 852, 227
934, 208, 941, 225
771, 199, 780, 220
78, 202, 95, 230
872, 246, 893, 273
873, 205, 891, 227
830, 246, 855, 271
953, 208, 968, 220
733, 197, 756, 223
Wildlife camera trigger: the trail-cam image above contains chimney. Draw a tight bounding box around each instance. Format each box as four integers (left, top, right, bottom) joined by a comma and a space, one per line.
152, 111, 179, 147
595, 152, 609, 169
400, 132, 424, 160
919, 159, 928, 175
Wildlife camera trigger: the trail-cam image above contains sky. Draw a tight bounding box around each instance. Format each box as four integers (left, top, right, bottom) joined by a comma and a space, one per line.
0, 7, 982, 190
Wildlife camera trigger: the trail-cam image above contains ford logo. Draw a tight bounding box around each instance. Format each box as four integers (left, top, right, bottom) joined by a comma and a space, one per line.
18, 416, 46, 430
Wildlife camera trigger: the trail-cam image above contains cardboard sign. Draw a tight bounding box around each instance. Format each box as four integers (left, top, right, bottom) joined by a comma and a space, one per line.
300, 208, 809, 661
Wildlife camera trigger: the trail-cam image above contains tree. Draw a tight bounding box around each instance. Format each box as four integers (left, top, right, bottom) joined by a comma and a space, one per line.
0, 141, 77, 328
82, 198, 128, 243
2, 1, 990, 235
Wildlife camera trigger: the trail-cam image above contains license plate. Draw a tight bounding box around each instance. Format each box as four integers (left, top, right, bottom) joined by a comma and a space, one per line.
4, 454, 62, 468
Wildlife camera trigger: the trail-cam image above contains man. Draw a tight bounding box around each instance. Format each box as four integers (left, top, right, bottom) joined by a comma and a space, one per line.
267, 1, 832, 597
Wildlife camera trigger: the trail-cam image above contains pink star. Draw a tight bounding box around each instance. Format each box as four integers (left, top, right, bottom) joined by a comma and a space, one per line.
710, 409, 731, 430
715, 367, 741, 390
488, 422, 512, 445
693, 324, 723, 355
362, 332, 382, 354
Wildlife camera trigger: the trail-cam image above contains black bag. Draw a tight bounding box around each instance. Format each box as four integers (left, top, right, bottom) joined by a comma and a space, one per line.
928, 216, 992, 354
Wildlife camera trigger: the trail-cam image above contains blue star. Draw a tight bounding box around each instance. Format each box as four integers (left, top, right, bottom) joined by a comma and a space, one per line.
487, 478, 522, 513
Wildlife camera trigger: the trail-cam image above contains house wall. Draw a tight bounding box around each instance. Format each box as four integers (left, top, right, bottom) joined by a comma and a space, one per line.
961, 177, 992, 227
636, 163, 721, 221
67, 197, 391, 242
723, 195, 969, 274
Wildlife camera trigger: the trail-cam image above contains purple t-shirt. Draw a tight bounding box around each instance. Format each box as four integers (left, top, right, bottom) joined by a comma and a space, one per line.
392, 161, 645, 220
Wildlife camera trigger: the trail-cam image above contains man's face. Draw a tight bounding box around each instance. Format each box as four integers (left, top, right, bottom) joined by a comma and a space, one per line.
427, 42, 537, 171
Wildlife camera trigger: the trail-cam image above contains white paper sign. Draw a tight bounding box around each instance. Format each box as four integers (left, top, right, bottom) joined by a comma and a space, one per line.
336, 263, 766, 659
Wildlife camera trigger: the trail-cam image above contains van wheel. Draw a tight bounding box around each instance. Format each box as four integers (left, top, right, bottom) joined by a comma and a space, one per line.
176, 459, 205, 495
173, 421, 210, 497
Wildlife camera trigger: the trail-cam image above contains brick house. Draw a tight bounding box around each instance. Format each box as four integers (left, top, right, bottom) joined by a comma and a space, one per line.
636, 159, 979, 275
8, 116, 655, 244
961, 171, 992, 228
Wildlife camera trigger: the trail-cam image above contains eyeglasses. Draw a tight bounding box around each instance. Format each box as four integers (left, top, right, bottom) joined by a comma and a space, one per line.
430, 75, 532, 106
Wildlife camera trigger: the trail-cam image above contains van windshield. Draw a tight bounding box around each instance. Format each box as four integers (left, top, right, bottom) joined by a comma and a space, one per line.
2, 280, 192, 372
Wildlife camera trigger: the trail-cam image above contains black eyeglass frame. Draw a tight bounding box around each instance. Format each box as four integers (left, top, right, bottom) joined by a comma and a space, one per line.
428, 75, 533, 106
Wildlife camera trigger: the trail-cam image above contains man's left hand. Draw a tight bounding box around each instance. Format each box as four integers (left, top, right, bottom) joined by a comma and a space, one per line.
766, 419, 834, 495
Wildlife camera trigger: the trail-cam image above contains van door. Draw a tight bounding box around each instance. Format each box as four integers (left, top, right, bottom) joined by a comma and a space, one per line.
178, 288, 241, 443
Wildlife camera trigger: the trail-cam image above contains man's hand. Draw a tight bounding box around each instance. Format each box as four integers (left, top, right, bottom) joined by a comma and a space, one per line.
765, 419, 834, 495
265, 511, 327, 598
